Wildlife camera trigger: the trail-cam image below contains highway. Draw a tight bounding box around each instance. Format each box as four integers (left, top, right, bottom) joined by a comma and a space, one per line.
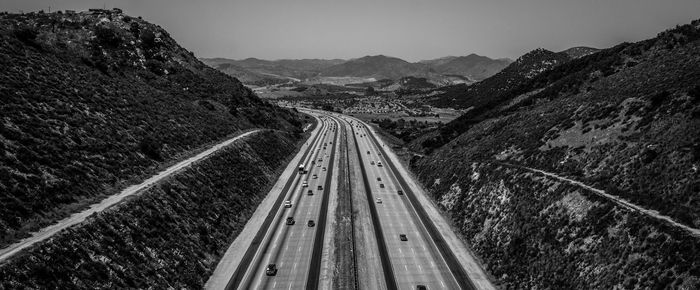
221, 110, 476, 290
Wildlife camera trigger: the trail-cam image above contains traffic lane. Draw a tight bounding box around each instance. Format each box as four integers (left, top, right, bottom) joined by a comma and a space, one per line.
246, 118, 330, 289
261, 119, 337, 289
359, 120, 460, 289
357, 125, 458, 289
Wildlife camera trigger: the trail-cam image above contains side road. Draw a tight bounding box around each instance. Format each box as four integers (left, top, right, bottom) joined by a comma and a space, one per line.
510, 164, 700, 238
0, 130, 261, 264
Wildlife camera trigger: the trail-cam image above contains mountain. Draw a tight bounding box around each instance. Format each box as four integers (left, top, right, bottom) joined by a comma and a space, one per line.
200, 57, 344, 84
429, 53, 512, 80
320, 55, 433, 80
0, 10, 303, 249
407, 19, 700, 289
560, 46, 600, 59
426, 48, 570, 110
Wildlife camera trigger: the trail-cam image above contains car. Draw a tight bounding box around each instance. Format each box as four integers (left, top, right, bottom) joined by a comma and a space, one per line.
379, 183, 385, 188
377, 162, 383, 167
308, 220, 315, 227
371, 161, 375, 165
302, 181, 308, 187
286, 217, 295, 225
312, 174, 318, 179
377, 177, 381, 181
376, 198, 382, 204
317, 163, 321, 167
397, 190, 403, 195
307, 189, 313, 195
284, 201, 292, 208
317, 185, 323, 190
416, 285, 427, 290
322, 167, 327, 171
265, 264, 278, 276
399, 234, 408, 241
367, 150, 371, 154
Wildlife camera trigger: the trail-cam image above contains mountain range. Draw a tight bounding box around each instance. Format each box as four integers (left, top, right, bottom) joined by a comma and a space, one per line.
201, 53, 512, 85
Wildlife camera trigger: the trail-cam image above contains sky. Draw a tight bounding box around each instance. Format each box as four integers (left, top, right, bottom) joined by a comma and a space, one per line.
2, 0, 699, 61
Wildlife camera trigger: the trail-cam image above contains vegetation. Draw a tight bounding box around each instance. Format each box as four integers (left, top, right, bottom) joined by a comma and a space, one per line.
0, 130, 302, 289
411, 19, 700, 288
0, 11, 303, 247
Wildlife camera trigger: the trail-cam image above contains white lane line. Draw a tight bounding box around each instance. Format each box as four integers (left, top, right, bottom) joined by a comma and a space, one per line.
274, 281, 277, 288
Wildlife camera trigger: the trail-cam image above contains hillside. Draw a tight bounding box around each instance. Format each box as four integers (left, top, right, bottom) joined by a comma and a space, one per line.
0, 130, 303, 289
430, 53, 512, 81
416, 49, 571, 151
0, 10, 304, 248
409, 20, 700, 288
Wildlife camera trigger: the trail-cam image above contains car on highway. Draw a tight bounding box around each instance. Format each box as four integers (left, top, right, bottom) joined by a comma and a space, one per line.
317, 185, 323, 190
307, 220, 315, 227
399, 234, 408, 241
371, 161, 375, 165
302, 181, 308, 187
416, 285, 427, 290
312, 174, 318, 179
307, 189, 313, 195
317, 163, 321, 167
286, 217, 295, 225
377, 177, 381, 181
367, 150, 370, 154
398, 190, 404, 195
377, 161, 383, 167
322, 167, 327, 171
379, 183, 385, 188
265, 264, 278, 276
376, 198, 382, 204
284, 201, 292, 208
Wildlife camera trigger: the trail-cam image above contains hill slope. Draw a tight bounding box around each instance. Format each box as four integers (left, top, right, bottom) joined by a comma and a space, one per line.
0, 10, 304, 247
409, 19, 700, 289
430, 53, 512, 80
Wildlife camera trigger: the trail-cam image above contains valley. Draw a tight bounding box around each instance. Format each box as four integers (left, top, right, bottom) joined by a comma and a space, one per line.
1, 4, 699, 290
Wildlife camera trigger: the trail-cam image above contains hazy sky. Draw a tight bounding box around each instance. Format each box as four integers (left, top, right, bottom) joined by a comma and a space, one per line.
2, 0, 699, 61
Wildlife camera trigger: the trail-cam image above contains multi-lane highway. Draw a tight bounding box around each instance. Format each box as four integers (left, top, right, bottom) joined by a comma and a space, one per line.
218, 110, 479, 290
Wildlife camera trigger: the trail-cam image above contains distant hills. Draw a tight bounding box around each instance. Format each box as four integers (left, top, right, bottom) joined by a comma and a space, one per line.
202, 53, 512, 85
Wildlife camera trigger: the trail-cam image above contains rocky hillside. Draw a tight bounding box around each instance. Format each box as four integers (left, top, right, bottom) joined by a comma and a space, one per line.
0, 10, 304, 248
410, 20, 700, 288
0, 130, 303, 289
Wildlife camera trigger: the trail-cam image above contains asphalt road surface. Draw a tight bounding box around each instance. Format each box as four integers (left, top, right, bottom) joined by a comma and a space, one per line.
226, 111, 475, 290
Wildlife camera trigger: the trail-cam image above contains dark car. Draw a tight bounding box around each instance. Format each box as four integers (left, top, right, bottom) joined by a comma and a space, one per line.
400, 234, 408, 241
308, 220, 315, 227
286, 217, 295, 225
379, 183, 385, 188
398, 190, 404, 195
367, 150, 371, 154
416, 285, 427, 290
317, 185, 323, 190
265, 264, 277, 276
377, 177, 381, 181
307, 189, 314, 195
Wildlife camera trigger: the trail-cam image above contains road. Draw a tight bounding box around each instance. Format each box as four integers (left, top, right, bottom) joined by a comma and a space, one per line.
221, 110, 483, 290
0, 129, 261, 264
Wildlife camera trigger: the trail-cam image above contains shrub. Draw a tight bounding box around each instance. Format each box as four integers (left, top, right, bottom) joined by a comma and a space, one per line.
139, 136, 163, 161
94, 25, 122, 48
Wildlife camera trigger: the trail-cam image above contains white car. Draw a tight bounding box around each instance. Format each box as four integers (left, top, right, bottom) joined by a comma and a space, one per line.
284, 201, 292, 208
376, 198, 382, 204
302, 181, 308, 187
